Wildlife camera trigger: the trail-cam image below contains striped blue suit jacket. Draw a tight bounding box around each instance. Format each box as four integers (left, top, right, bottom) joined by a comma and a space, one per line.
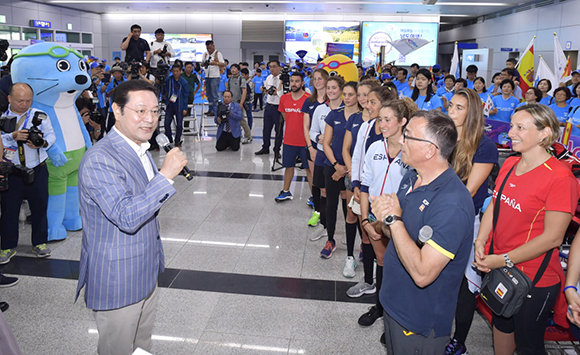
75, 129, 176, 311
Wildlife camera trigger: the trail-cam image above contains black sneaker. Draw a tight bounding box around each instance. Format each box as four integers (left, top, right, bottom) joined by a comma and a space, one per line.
0, 301, 8, 312
380, 332, 386, 346
358, 305, 383, 326
0, 274, 18, 288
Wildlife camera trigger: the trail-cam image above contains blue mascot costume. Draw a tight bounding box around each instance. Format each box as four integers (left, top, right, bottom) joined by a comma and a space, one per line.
12, 43, 92, 241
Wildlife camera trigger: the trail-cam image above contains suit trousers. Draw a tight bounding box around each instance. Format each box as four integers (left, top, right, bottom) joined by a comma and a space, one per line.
93, 286, 158, 355
0, 163, 49, 249
164, 101, 183, 144
261, 103, 282, 153
216, 131, 240, 151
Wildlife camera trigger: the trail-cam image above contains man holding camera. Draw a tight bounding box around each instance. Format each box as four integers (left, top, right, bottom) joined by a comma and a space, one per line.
202, 40, 226, 117
226, 64, 252, 144
255, 60, 282, 156
127, 62, 155, 86
101, 66, 126, 132
149, 28, 174, 77
215, 90, 243, 152
0, 83, 56, 264
121, 24, 150, 64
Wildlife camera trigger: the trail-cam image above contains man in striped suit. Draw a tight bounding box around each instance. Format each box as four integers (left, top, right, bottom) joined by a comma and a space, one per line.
76, 80, 188, 355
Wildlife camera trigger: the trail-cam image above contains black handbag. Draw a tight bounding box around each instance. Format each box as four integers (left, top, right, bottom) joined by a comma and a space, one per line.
479, 163, 553, 318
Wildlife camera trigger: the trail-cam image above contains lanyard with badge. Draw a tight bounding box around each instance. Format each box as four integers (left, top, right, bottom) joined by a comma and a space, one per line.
4, 109, 31, 165
169, 79, 180, 103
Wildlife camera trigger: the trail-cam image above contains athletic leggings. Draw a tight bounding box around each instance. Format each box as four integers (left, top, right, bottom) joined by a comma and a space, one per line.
323, 164, 346, 242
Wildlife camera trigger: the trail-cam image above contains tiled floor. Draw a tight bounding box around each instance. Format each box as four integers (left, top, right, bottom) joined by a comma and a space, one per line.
0, 112, 577, 354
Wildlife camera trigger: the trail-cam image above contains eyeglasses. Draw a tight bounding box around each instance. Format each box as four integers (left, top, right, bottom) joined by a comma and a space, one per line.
124, 106, 159, 118
14, 45, 83, 60
402, 129, 439, 150
315, 60, 355, 71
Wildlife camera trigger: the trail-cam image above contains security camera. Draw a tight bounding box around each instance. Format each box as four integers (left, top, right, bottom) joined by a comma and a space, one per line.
265, 4, 269, 7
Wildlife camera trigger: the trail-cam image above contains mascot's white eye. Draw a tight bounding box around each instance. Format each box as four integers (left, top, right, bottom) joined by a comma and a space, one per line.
56, 59, 71, 72
329, 71, 338, 76
79, 60, 86, 71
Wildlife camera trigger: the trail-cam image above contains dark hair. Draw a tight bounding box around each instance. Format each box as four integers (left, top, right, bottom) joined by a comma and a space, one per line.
397, 68, 408, 76
536, 78, 552, 93
241, 62, 249, 67
241, 68, 250, 75
291, 71, 304, 80
205, 40, 214, 46
344, 81, 361, 110
256, 68, 262, 73
506, 58, 517, 65
410, 63, 419, 69
526, 87, 543, 102
455, 78, 468, 87
172, 64, 182, 71
231, 63, 240, 71
130, 24, 141, 31
411, 69, 435, 102
154, 28, 164, 34
114, 57, 120, 61
75, 97, 94, 112
370, 85, 399, 104
501, 68, 514, 77
492, 72, 502, 81
383, 81, 397, 92
223, 89, 232, 97
8, 82, 34, 96
184, 61, 193, 67
474, 77, 487, 93
411, 110, 458, 160
270, 60, 281, 67
112, 80, 158, 112
573, 82, 580, 97
466, 65, 478, 73
500, 79, 515, 90
554, 86, 572, 101
444, 74, 455, 82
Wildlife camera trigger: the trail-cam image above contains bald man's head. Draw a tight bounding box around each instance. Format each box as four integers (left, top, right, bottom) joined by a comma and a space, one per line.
8, 83, 34, 115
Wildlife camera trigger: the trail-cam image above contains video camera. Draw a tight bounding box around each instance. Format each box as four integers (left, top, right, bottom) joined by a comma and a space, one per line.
0, 39, 8, 62
217, 101, 230, 122
129, 60, 141, 80
0, 160, 34, 191
280, 65, 292, 94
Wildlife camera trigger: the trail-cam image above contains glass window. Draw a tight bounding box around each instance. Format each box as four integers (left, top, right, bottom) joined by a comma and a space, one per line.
22, 28, 37, 40
0, 26, 20, 40
82, 33, 92, 44
56, 31, 80, 43
81, 50, 91, 57
40, 30, 53, 42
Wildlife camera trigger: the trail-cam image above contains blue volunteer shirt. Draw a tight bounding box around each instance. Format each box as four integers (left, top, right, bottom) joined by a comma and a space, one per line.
539, 96, 553, 106
380, 167, 474, 338
415, 94, 443, 111
252, 75, 264, 94
393, 79, 407, 93
490, 95, 520, 122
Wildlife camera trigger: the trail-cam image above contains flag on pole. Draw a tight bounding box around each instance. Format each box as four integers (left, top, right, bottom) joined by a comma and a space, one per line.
515, 36, 535, 94
483, 94, 494, 117
450, 42, 460, 79
563, 117, 573, 146
554, 33, 572, 83
534, 55, 558, 96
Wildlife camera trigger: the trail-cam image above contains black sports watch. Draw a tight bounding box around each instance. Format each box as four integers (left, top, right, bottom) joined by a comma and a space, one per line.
384, 214, 402, 225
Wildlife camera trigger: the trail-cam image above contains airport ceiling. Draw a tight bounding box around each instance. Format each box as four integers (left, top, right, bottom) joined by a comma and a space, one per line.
35, 0, 540, 24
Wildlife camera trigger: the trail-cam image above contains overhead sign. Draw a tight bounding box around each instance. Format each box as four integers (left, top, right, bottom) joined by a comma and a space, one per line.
30, 20, 51, 28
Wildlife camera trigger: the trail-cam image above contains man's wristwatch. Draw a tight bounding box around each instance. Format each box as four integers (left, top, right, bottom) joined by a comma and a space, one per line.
503, 253, 514, 268
384, 214, 402, 226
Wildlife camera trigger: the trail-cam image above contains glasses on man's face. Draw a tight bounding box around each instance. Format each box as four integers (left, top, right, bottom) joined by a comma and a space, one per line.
402, 129, 439, 150
124, 106, 159, 119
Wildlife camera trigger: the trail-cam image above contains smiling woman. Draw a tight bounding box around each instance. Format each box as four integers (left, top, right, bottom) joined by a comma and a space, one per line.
474, 103, 579, 354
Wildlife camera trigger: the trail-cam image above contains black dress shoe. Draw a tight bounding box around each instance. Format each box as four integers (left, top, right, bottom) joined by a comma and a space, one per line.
254, 149, 269, 155
0, 301, 8, 312
205, 111, 215, 117
380, 332, 385, 346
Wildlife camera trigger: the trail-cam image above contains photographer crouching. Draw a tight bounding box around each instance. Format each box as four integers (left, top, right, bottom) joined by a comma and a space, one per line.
215, 90, 243, 152
0, 83, 56, 264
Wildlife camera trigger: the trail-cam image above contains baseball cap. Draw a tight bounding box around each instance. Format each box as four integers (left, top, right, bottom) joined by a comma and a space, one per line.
102, 59, 107, 62
90, 62, 103, 69
573, 70, 580, 76
432, 64, 441, 71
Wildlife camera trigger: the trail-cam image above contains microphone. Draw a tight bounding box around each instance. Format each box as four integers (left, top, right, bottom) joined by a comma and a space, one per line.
416, 225, 433, 249
155, 133, 194, 181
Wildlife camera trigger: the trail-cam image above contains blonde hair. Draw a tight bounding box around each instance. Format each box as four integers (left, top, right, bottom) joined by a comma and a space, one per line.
514, 103, 560, 148
449, 88, 485, 182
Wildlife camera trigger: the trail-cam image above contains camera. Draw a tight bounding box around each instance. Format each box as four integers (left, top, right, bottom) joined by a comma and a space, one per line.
203, 59, 211, 68
22, 111, 47, 147
280, 65, 292, 94
267, 86, 276, 96
88, 110, 105, 125
160, 44, 168, 57
129, 60, 141, 79
0, 39, 8, 62
0, 160, 35, 191
217, 101, 230, 122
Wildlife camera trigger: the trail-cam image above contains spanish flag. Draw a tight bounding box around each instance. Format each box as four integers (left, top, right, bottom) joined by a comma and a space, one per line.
516, 37, 535, 93
562, 117, 573, 146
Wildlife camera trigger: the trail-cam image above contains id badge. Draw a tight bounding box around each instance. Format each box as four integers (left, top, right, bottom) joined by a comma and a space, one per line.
169, 94, 177, 103
4, 147, 16, 161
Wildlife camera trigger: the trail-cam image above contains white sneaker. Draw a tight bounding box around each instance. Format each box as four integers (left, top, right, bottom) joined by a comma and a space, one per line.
309, 228, 327, 241
241, 137, 253, 144
343, 256, 357, 278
